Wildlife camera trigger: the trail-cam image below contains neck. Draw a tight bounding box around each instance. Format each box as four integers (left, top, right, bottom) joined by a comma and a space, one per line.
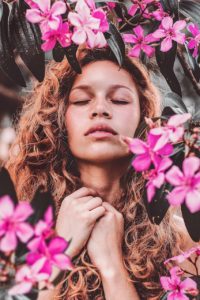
77, 159, 131, 204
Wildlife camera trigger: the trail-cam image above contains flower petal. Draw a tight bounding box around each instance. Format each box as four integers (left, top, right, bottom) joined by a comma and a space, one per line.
162, 16, 173, 30
50, 1, 67, 16
48, 237, 68, 254
16, 223, 34, 242
52, 254, 74, 270
166, 166, 184, 185
9, 282, 33, 296
132, 153, 152, 171
167, 187, 186, 206
185, 189, 200, 213
13, 202, 33, 222
26, 9, 44, 23
161, 36, 172, 52
183, 157, 200, 178
129, 138, 147, 154
72, 29, 87, 45
0, 231, 17, 252
0, 195, 14, 219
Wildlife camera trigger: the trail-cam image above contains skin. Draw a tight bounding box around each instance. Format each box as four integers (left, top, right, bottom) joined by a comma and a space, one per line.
37, 60, 199, 300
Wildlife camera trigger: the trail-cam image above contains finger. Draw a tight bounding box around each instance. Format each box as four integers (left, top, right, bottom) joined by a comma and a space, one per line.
85, 197, 103, 211
67, 187, 97, 200
89, 206, 106, 222
102, 202, 118, 214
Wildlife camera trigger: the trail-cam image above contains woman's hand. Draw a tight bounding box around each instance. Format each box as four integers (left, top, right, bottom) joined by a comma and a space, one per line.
87, 202, 124, 273
56, 187, 106, 259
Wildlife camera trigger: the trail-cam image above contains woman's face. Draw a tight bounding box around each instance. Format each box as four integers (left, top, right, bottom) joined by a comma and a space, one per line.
65, 60, 141, 163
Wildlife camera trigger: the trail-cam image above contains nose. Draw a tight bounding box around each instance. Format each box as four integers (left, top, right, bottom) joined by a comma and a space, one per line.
89, 98, 112, 119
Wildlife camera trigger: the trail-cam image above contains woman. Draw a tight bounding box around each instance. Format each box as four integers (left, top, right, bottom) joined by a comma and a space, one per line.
6, 47, 194, 299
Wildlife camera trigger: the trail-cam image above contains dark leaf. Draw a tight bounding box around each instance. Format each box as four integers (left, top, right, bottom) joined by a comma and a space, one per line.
144, 143, 185, 225
0, 1, 26, 86
181, 203, 200, 242
160, 0, 179, 18
185, 42, 200, 82
179, 0, 200, 25
155, 42, 182, 97
64, 43, 81, 74
28, 188, 56, 226
162, 92, 188, 116
103, 22, 125, 67
53, 43, 65, 62
160, 292, 169, 300
0, 167, 18, 204
10, 1, 45, 82
0, 0, 3, 22
143, 181, 171, 225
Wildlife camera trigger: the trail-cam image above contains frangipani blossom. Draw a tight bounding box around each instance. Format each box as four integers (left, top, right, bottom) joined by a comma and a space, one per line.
41, 21, 72, 51
27, 237, 73, 274
9, 258, 49, 295
123, 25, 157, 58
68, 0, 107, 48
146, 157, 172, 203
152, 16, 186, 52
26, 0, 67, 31
0, 196, 34, 252
160, 266, 197, 300
187, 23, 200, 57
150, 113, 191, 151
166, 157, 200, 213
129, 133, 173, 172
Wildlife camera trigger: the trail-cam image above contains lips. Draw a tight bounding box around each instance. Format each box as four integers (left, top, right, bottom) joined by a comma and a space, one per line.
85, 124, 118, 136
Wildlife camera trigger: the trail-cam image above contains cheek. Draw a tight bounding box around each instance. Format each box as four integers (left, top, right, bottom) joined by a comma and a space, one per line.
118, 105, 140, 136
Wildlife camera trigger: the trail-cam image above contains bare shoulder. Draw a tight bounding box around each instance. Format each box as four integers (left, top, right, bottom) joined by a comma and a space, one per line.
173, 214, 200, 274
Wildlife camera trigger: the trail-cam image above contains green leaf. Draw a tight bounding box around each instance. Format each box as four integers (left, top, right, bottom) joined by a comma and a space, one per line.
162, 92, 188, 116
155, 42, 182, 97
185, 42, 200, 82
10, 1, 45, 82
64, 43, 81, 74
179, 0, 200, 25
0, 0, 3, 22
0, 1, 26, 86
103, 22, 125, 67
160, 292, 169, 300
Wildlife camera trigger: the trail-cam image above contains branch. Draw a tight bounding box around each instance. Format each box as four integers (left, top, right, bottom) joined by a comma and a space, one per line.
177, 47, 200, 96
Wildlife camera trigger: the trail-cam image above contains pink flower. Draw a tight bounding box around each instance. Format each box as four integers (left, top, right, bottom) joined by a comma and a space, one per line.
9, 258, 49, 295
123, 25, 157, 58
146, 157, 172, 203
107, 2, 116, 9
30, 206, 55, 247
165, 245, 200, 264
187, 23, 200, 57
128, 0, 154, 17
24, 0, 39, 9
166, 157, 200, 213
27, 237, 73, 274
160, 266, 197, 300
26, 0, 67, 31
41, 21, 72, 51
152, 16, 186, 52
150, 113, 191, 151
68, 0, 107, 48
151, 3, 168, 21
0, 196, 34, 252
129, 133, 173, 172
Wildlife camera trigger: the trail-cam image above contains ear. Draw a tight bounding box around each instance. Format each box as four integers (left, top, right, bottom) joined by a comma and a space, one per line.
0, 167, 18, 204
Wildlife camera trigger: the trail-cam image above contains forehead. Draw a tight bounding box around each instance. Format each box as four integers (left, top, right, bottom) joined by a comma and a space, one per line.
71, 60, 137, 91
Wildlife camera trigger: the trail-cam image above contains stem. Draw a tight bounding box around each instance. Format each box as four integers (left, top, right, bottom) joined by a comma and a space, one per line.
177, 47, 200, 96
187, 257, 199, 276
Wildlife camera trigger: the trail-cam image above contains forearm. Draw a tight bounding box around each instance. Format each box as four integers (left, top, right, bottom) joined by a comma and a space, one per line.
100, 263, 140, 300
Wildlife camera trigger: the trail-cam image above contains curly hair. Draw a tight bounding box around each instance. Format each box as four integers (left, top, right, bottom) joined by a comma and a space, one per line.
6, 47, 185, 299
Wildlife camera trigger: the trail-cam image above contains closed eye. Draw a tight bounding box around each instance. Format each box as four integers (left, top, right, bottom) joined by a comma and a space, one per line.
73, 100, 90, 105
112, 100, 129, 104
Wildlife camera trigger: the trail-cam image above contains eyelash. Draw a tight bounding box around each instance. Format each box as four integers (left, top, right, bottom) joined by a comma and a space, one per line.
73, 100, 129, 105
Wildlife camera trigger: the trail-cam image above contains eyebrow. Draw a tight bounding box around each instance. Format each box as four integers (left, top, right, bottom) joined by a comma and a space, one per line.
70, 84, 133, 93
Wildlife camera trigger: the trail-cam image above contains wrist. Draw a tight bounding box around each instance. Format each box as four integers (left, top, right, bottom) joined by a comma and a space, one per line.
99, 259, 125, 278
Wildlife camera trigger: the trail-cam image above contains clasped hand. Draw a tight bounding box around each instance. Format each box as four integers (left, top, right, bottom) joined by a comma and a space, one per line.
56, 187, 124, 273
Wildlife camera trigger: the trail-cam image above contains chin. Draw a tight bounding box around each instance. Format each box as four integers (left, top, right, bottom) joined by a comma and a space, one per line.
75, 150, 131, 164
